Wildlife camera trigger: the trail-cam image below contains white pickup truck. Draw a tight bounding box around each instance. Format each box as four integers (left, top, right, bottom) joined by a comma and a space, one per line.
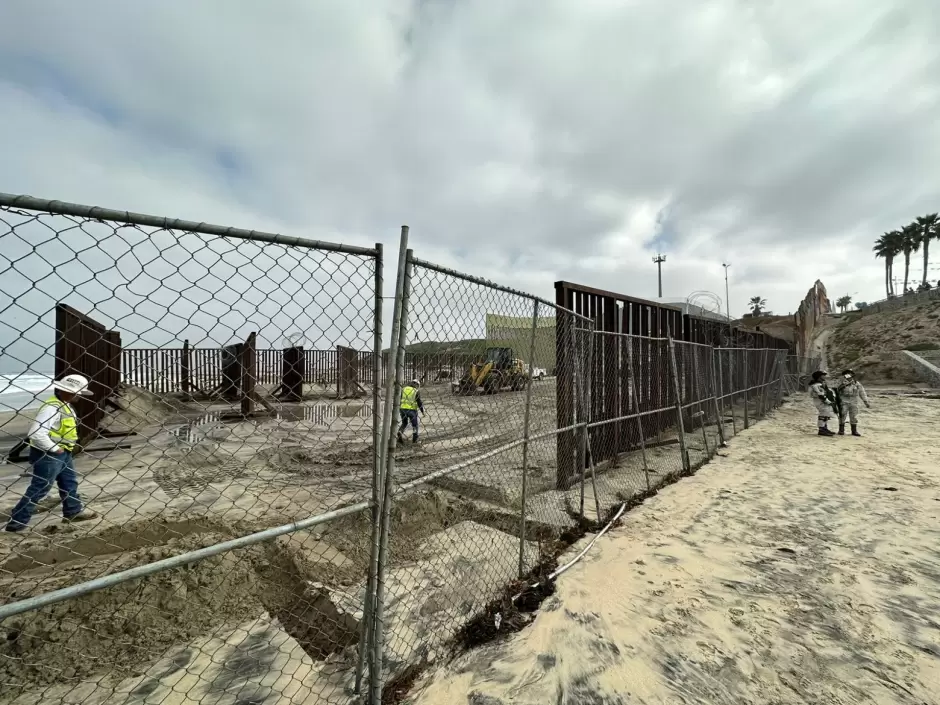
525, 364, 548, 381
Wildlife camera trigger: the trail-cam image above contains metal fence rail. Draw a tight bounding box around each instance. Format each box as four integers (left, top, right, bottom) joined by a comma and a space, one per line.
1, 193, 797, 705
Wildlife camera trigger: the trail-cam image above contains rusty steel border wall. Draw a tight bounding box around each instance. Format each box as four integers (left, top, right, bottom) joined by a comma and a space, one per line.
54, 304, 122, 445
554, 281, 792, 486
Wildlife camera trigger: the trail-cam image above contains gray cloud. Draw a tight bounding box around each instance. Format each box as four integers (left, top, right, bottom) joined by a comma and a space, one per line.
1, 0, 938, 366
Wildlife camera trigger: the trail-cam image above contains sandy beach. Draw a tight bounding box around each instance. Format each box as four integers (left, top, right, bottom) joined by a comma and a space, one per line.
407, 391, 940, 704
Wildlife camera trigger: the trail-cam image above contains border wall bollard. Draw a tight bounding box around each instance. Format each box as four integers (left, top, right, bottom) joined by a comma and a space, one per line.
667, 337, 690, 472
626, 339, 650, 490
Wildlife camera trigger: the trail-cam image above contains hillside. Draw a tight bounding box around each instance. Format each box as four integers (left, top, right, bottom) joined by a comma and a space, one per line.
827, 301, 940, 382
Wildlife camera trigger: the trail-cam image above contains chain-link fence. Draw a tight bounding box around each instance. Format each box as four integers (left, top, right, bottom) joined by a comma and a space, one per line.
782, 354, 823, 395
2, 193, 799, 705
0, 194, 384, 705
362, 250, 597, 702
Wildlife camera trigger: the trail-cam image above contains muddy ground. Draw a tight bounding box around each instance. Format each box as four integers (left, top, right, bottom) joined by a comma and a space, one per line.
0, 378, 755, 704
408, 392, 940, 705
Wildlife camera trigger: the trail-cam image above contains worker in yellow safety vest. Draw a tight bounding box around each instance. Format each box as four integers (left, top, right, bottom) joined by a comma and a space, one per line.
5, 374, 99, 532
397, 379, 425, 444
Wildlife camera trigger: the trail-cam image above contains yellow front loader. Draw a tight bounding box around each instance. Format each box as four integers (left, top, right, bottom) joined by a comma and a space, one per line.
453, 347, 528, 395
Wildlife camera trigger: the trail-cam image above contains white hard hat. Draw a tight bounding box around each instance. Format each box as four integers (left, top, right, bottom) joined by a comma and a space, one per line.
410, 379, 420, 387
53, 373, 93, 396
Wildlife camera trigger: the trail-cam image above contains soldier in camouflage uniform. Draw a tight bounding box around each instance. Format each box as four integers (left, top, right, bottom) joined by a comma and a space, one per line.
808, 370, 837, 436
834, 369, 870, 436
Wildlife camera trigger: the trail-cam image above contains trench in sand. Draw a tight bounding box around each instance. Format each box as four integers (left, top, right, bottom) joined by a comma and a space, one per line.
0, 488, 583, 704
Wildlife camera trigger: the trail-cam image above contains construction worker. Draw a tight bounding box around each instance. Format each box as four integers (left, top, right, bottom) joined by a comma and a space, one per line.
5, 374, 99, 532
808, 370, 837, 437
834, 369, 870, 436
397, 379, 424, 444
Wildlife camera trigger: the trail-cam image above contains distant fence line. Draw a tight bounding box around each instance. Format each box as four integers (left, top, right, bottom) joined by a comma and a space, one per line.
855, 286, 940, 316
121, 346, 481, 394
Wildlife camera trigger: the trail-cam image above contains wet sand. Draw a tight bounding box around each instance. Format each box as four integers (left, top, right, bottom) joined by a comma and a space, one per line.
408, 393, 940, 704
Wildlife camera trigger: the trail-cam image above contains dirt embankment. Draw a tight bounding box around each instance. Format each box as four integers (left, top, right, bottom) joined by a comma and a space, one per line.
0, 488, 576, 705
828, 301, 940, 382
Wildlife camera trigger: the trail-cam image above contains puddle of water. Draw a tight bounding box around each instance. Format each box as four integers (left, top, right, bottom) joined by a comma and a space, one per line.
168, 404, 372, 443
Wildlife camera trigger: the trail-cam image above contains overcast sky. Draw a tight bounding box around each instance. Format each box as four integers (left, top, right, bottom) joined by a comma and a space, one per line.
2, 0, 939, 334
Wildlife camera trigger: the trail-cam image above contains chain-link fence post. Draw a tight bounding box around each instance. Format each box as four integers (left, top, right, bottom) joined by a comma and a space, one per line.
719, 350, 734, 435
753, 350, 763, 418
667, 337, 690, 472
584, 330, 601, 520
570, 325, 586, 517
742, 350, 750, 429
760, 349, 771, 416
369, 232, 411, 705
710, 349, 726, 446
697, 355, 710, 458
517, 299, 539, 578
626, 338, 650, 490
355, 242, 386, 695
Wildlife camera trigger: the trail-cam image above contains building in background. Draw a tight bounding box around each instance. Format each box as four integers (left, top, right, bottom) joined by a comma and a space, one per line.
485, 313, 556, 371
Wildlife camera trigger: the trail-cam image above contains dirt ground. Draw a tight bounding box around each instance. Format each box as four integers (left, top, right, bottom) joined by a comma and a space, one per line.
829, 301, 940, 382
406, 391, 940, 705
0, 378, 758, 704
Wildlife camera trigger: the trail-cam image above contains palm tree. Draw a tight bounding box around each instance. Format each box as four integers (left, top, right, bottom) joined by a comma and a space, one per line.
836, 295, 852, 313
873, 231, 902, 297
901, 223, 921, 293
748, 296, 767, 316
917, 213, 940, 286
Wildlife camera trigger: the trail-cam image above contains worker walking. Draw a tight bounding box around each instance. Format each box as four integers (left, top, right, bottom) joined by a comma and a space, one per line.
5, 374, 99, 532
808, 370, 837, 437
397, 379, 425, 444
834, 369, 870, 436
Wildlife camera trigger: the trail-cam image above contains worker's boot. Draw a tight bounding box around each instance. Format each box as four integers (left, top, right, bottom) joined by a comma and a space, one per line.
818, 426, 835, 437
396, 431, 404, 444
412, 433, 419, 444
851, 424, 862, 437
837, 423, 845, 435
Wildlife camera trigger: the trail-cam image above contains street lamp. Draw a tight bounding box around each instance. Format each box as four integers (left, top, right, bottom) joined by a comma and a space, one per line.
652, 254, 666, 298
722, 263, 731, 320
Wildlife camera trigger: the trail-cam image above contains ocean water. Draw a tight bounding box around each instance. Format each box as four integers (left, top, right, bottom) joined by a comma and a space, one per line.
0, 373, 55, 414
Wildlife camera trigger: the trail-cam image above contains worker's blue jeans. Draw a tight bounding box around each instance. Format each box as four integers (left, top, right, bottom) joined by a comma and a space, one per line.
6, 449, 83, 530
399, 409, 419, 439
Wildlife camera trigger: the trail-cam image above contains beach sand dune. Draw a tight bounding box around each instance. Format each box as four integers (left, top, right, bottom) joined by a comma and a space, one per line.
408, 393, 940, 704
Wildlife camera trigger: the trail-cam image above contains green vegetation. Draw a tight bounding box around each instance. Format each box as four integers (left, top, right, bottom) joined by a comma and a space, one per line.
873, 213, 939, 297
748, 296, 767, 316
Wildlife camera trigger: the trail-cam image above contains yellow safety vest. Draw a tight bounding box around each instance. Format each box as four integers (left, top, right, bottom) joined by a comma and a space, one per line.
400, 386, 419, 411
32, 397, 79, 451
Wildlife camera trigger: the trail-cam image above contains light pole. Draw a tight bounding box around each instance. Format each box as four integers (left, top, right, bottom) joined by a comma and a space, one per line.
653, 254, 666, 298
722, 263, 731, 320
